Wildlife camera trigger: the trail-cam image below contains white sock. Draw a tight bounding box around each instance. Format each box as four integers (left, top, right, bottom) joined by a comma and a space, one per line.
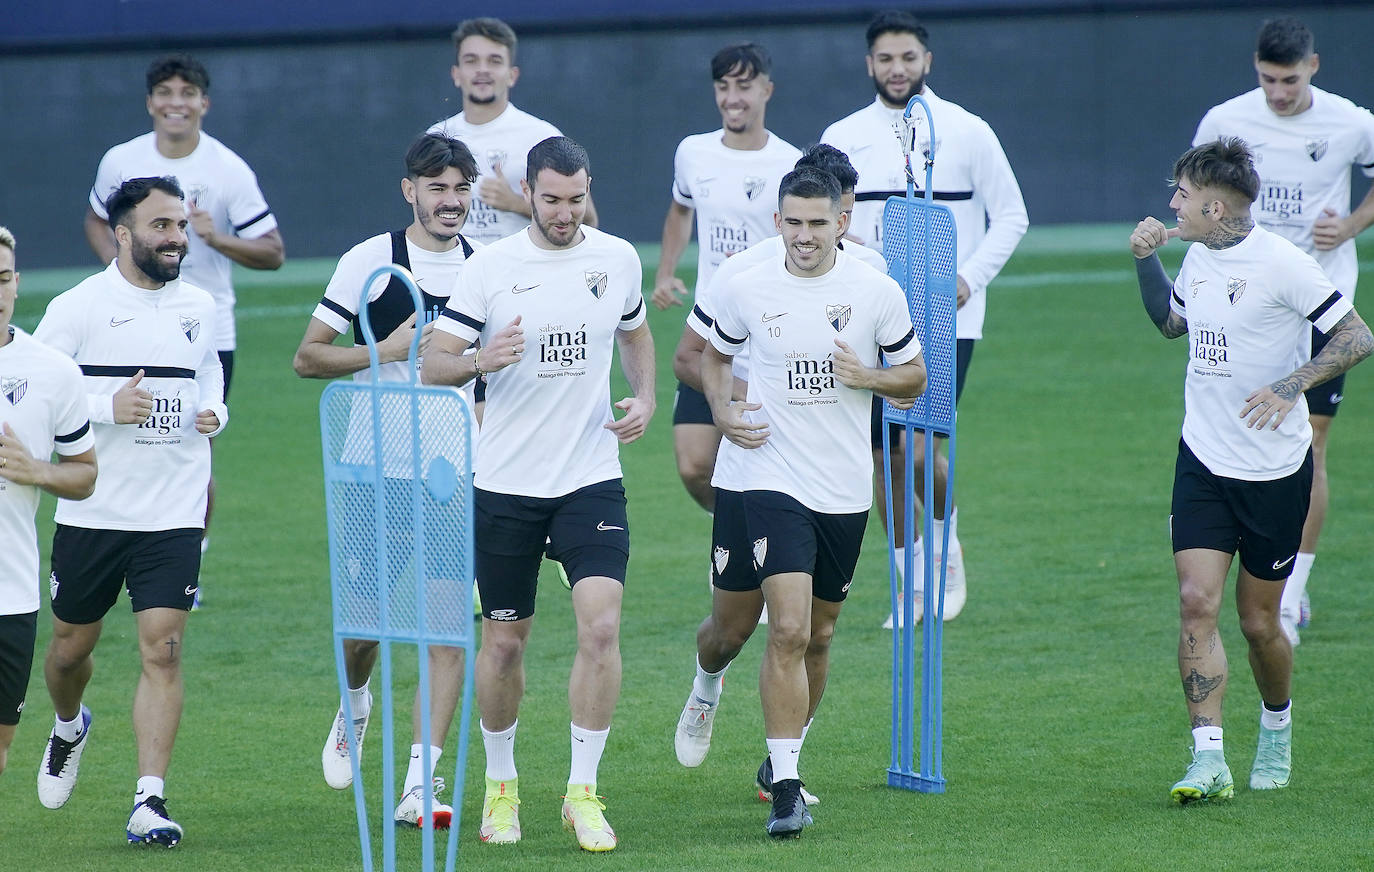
54, 710, 83, 742
948, 507, 959, 541
569, 722, 609, 786
766, 737, 802, 782
404, 743, 442, 792
1261, 701, 1292, 731
482, 720, 518, 781
932, 516, 948, 554
1280, 553, 1315, 616
200, 537, 210, 555
893, 545, 906, 581
801, 718, 813, 747
1192, 726, 1224, 753
347, 681, 371, 717
135, 775, 165, 802
693, 656, 727, 704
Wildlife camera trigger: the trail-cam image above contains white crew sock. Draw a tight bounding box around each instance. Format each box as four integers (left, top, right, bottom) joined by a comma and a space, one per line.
1280, 553, 1315, 616
347, 681, 371, 717
135, 775, 165, 802
404, 743, 442, 793
1192, 726, 1224, 753
801, 718, 813, 746
766, 737, 802, 782
893, 545, 906, 581
54, 710, 84, 742
693, 656, 727, 705
1261, 701, 1292, 731
569, 722, 610, 786
482, 720, 518, 781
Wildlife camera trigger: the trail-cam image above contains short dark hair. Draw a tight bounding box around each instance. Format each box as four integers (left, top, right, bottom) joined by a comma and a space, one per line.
526, 136, 590, 188
867, 11, 929, 51
453, 18, 518, 62
405, 133, 478, 182
778, 166, 842, 208
106, 177, 185, 231
1173, 138, 1260, 205
795, 143, 859, 192
711, 42, 771, 81
146, 53, 210, 94
1256, 17, 1314, 67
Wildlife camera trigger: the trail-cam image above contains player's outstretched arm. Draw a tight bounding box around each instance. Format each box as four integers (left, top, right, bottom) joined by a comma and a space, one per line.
606, 322, 657, 444
652, 202, 694, 310
190, 204, 284, 270
832, 339, 927, 402
0, 425, 97, 500
701, 344, 767, 449
1241, 308, 1374, 430
293, 315, 427, 380
1131, 218, 1186, 339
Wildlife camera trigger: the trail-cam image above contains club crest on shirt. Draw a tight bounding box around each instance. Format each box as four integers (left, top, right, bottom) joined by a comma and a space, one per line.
585, 270, 608, 299
827, 304, 852, 332
713, 546, 730, 576
1, 376, 27, 405
743, 176, 766, 202
485, 149, 508, 172
1305, 138, 1328, 162
1226, 277, 1246, 306
179, 316, 200, 343
183, 184, 210, 209
752, 537, 768, 569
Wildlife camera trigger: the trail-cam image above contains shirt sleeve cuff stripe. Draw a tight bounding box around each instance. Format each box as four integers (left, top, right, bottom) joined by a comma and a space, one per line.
233, 209, 273, 233
880, 327, 916, 354
54, 421, 92, 444
1306, 291, 1342, 324
621, 298, 645, 322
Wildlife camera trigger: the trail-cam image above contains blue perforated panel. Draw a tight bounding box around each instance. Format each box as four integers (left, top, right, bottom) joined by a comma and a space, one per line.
320, 384, 474, 646
881, 198, 958, 436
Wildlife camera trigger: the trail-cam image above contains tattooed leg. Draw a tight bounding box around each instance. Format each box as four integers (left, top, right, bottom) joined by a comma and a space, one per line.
1175, 549, 1232, 727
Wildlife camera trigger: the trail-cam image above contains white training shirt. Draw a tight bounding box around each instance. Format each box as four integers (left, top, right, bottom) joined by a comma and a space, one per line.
1170, 225, 1350, 481
689, 235, 888, 379
313, 232, 481, 476
35, 262, 226, 531
1194, 86, 1374, 298
0, 328, 95, 615
429, 105, 563, 246
671, 130, 802, 292
709, 249, 920, 513
821, 90, 1028, 339
89, 131, 278, 351
435, 226, 647, 498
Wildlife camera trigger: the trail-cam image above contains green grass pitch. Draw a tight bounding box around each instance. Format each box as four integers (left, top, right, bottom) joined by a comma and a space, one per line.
3, 227, 1372, 870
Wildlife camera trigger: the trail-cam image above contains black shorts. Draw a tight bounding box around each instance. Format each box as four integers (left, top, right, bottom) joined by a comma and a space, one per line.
1170, 439, 1313, 582
1304, 327, 1345, 417
218, 349, 235, 401
475, 479, 629, 621
741, 490, 868, 603
49, 525, 203, 624
473, 375, 487, 404
672, 381, 714, 426
710, 488, 758, 592
872, 338, 974, 448
0, 611, 37, 726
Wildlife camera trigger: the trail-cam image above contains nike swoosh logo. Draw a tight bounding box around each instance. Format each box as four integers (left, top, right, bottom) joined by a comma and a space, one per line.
511, 284, 540, 294
1272, 555, 1295, 571
184, 586, 198, 596
110, 317, 136, 327
695, 177, 716, 184
573, 736, 585, 743
762, 312, 787, 322
596, 521, 624, 532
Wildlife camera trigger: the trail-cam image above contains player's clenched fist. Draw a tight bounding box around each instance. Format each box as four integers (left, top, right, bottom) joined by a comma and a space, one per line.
113, 369, 154, 424
1130, 218, 1180, 259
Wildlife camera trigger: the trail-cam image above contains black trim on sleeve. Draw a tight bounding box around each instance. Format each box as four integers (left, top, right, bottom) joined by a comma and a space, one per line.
1306, 291, 1342, 325
881, 327, 917, 354
54, 422, 91, 444
620, 298, 645, 322
442, 308, 485, 333
1171, 290, 1185, 307
691, 303, 714, 328
714, 322, 745, 346
855, 189, 974, 202
79, 365, 196, 379
233, 209, 273, 233
319, 297, 352, 321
